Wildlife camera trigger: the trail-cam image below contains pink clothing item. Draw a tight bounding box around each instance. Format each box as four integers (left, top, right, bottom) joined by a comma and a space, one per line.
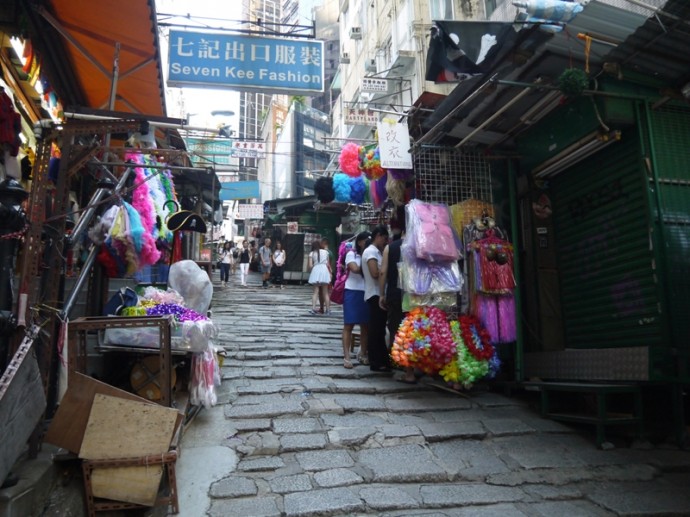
413, 201, 458, 262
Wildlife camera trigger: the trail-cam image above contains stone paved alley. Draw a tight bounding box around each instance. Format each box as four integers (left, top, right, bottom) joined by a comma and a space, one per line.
174, 271, 690, 517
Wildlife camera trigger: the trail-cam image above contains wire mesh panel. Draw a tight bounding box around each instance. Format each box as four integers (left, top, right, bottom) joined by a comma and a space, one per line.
413, 147, 493, 207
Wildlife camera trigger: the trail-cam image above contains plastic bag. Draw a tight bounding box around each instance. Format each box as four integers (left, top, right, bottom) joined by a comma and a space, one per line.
168, 259, 213, 314
405, 199, 460, 263
189, 343, 220, 408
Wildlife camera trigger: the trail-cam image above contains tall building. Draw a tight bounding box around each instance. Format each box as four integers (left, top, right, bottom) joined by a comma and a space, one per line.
238, 0, 282, 184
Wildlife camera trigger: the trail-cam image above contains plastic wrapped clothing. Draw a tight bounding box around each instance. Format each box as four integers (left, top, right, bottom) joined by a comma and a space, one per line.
405, 199, 459, 263
168, 260, 213, 315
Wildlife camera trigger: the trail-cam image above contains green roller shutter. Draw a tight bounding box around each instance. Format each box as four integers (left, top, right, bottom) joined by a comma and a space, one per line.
551, 136, 662, 350
649, 106, 690, 353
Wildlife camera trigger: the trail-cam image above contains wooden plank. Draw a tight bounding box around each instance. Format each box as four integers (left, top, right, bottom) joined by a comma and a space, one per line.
44, 373, 155, 454
0, 341, 46, 484
91, 465, 164, 507
80, 394, 179, 507
79, 394, 178, 460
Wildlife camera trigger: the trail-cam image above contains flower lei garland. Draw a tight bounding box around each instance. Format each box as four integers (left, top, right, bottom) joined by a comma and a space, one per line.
458, 315, 495, 361
391, 306, 455, 374
439, 320, 489, 387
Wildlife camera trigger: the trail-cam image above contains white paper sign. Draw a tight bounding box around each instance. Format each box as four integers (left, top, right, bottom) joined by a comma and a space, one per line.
361, 78, 388, 93
377, 122, 412, 169
238, 203, 264, 219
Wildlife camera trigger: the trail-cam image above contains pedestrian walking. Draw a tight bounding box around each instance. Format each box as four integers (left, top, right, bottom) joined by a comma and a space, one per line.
218, 241, 232, 288
231, 243, 240, 275
238, 240, 252, 287
342, 231, 370, 369
259, 237, 272, 288
362, 224, 391, 372
272, 241, 286, 288
380, 231, 414, 382
307, 240, 331, 315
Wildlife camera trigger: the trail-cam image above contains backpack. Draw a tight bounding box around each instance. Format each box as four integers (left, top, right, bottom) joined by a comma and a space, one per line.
330, 240, 353, 305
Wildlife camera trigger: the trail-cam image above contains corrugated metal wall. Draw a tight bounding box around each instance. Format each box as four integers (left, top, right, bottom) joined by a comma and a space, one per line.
551, 136, 663, 350
649, 105, 690, 353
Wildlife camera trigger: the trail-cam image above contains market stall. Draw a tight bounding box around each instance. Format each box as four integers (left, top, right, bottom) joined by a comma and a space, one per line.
325, 129, 515, 391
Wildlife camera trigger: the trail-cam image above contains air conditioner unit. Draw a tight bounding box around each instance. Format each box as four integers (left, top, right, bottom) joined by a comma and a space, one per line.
349, 27, 362, 39
340, 53, 350, 64
365, 59, 377, 72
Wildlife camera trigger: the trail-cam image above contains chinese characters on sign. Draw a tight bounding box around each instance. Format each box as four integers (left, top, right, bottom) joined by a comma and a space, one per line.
377, 122, 413, 169
361, 77, 388, 93
168, 30, 324, 95
230, 141, 266, 158
344, 108, 378, 126
238, 204, 264, 220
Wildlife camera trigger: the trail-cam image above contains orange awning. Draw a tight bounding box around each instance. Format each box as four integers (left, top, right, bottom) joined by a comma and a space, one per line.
31, 0, 166, 117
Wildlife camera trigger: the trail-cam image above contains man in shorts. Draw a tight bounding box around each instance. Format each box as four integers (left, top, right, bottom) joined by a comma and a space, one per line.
259, 238, 272, 288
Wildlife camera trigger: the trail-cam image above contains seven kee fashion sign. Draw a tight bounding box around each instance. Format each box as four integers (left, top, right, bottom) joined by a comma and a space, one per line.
168, 30, 325, 95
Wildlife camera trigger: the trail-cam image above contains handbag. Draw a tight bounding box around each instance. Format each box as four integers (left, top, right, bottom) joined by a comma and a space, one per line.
330, 272, 347, 305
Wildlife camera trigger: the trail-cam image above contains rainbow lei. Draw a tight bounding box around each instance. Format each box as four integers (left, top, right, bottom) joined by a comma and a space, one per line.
391, 306, 455, 374
439, 320, 490, 387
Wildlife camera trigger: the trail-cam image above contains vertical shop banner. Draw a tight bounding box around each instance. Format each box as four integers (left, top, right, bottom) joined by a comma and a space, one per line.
168, 30, 324, 95
377, 122, 413, 169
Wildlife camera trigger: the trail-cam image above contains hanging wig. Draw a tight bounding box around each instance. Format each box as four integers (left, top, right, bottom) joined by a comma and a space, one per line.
314, 176, 335, 203
388, 168, 413, 181
332, 173, 351, 202
360, 145, 386, 181
386, 172, 407, 207
339, 142, 362, 177
374, 174, 388, 204
349, 175, 366, 204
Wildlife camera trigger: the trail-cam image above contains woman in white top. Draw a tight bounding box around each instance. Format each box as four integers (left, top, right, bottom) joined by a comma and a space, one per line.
308, 240, 331, 314
272, 241, 286, 288
341, 231, 371, 369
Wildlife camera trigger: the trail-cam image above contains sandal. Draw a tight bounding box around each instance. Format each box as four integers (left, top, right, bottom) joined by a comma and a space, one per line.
343, 359, 353, 369
357, 353, 369, 365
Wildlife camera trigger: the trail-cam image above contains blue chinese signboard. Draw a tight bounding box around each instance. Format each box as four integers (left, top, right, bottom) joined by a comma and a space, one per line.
220, 181, 260, 201
168, 30, 324, 95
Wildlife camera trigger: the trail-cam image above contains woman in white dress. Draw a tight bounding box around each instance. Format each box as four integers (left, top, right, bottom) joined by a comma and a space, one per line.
307, 240, 331, 314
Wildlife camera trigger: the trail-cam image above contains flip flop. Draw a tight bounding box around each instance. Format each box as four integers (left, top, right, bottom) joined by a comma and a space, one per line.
343, 359, 353, 369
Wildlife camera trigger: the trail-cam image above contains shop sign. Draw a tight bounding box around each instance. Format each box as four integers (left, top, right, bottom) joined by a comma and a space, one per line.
377, 121, 413, 169
344, 108, 377, 126
230, 140, 266, 158
361, 77, 388, 93
220, 180, 260, 201
238, 203, 264, 219
168, 30, 324, 95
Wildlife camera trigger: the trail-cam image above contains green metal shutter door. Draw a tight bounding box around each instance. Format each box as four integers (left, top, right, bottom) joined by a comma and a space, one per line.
551, 137, 662, 349
649, 106, 690, 351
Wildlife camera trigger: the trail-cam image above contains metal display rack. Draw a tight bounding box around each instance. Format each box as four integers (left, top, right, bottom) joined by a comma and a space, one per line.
67, 316, 174, 407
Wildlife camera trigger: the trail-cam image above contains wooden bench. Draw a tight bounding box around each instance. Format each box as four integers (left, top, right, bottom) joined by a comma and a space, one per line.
522, 381, 643, 447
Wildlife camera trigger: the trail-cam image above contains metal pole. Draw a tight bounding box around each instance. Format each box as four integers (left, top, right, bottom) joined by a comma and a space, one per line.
67, 167, 132, 246
413, 74, 498, 149
508, 160, 524, 382
103, 43, 120, 150
455, 85, 535, 148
